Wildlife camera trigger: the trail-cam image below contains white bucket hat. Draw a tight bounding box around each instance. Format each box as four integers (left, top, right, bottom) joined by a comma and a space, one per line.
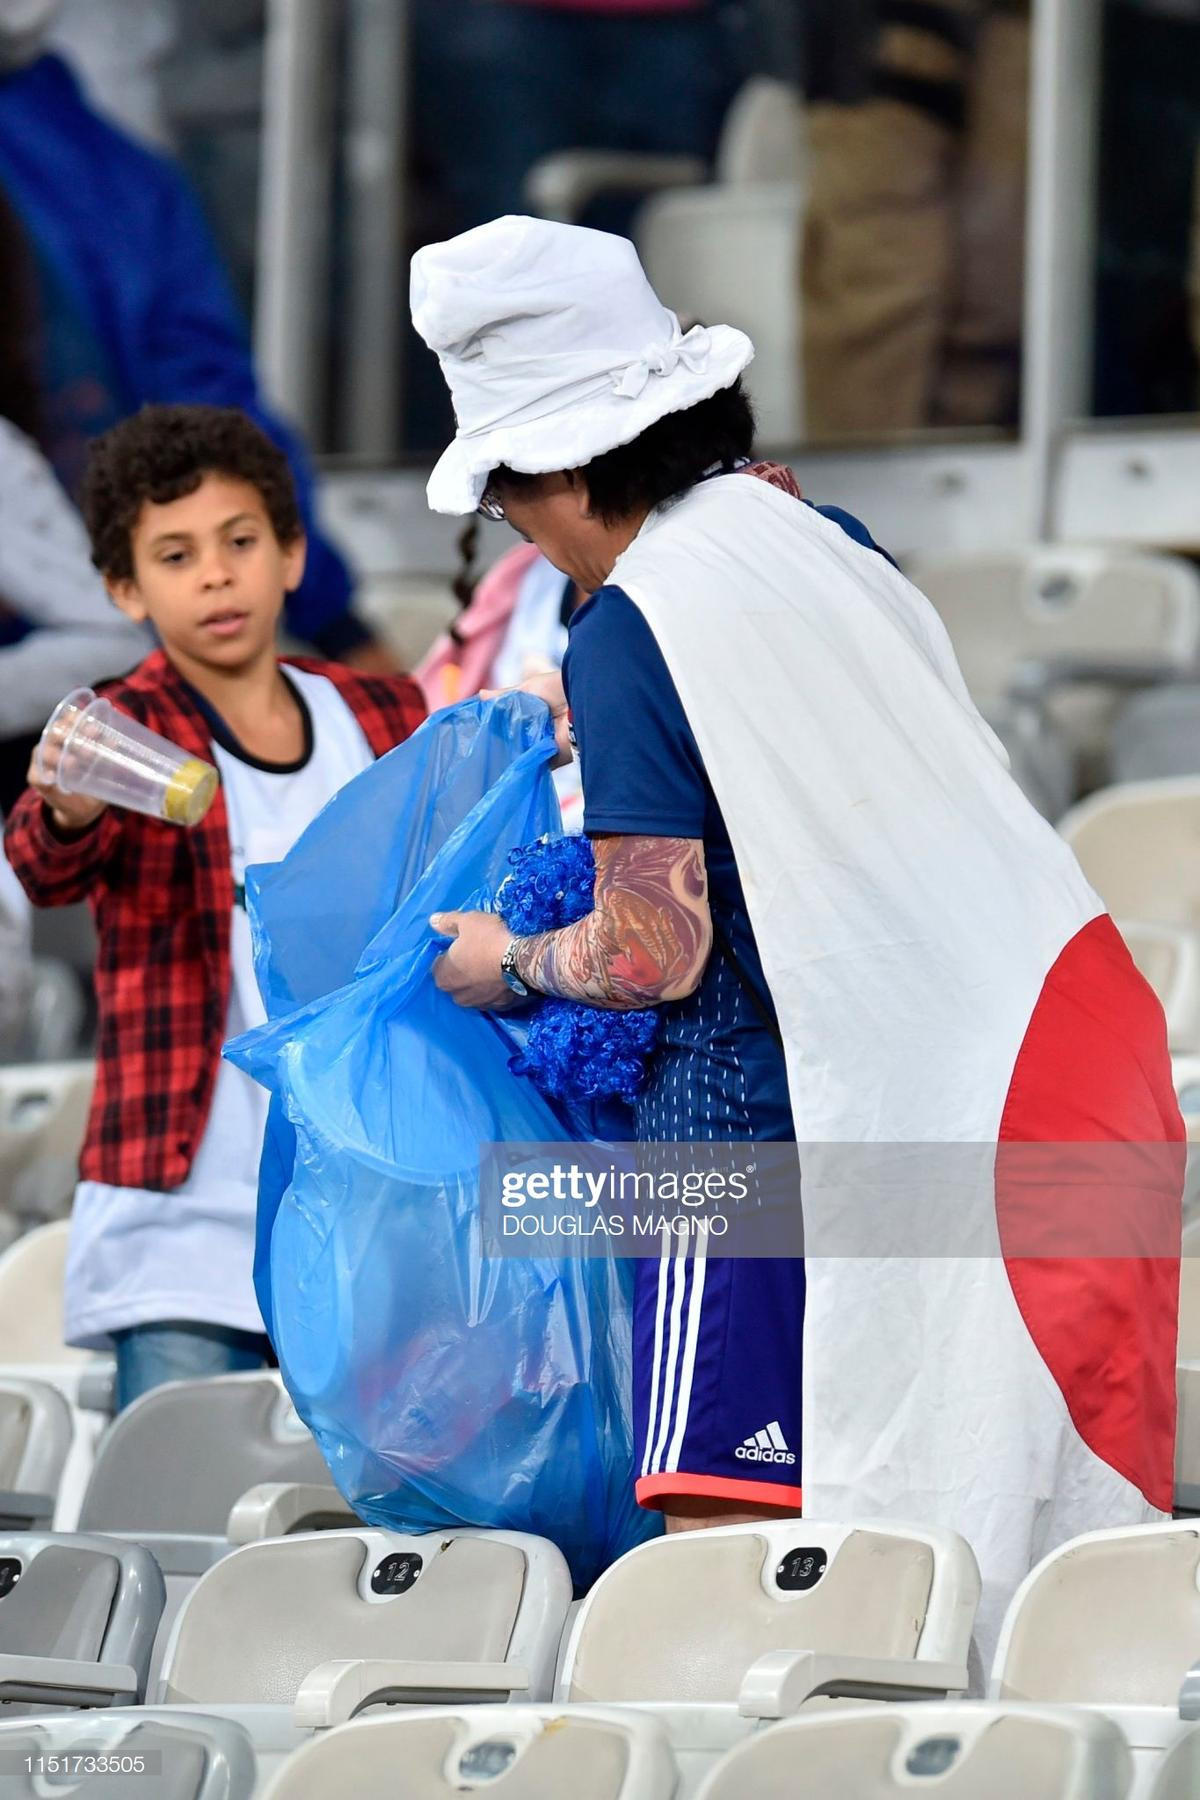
410, 215, 754, 517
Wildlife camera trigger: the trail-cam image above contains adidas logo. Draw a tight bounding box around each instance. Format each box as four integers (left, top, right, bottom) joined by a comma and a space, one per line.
735, 1420, 796, 1466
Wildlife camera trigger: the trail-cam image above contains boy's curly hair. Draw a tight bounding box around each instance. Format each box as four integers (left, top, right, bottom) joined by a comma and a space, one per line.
83, 404, 303, 580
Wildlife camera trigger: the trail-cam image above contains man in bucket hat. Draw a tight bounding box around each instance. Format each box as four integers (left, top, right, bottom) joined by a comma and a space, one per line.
414, 216, 1182, 1664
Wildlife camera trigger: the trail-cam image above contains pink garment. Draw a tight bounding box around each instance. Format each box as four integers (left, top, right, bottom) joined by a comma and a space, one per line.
415, 542, 543, 711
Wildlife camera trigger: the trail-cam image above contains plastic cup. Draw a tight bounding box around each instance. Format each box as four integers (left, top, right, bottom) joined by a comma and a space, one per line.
35, 688, 219, 828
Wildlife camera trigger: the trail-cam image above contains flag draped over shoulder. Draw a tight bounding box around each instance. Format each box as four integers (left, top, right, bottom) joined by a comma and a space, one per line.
611, 473, 1184, 1663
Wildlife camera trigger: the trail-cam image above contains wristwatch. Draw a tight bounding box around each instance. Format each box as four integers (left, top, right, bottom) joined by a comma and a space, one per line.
500, 937, 533, 1000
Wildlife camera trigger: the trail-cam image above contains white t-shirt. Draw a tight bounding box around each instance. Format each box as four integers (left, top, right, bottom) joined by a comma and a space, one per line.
65, 669, 375, 1349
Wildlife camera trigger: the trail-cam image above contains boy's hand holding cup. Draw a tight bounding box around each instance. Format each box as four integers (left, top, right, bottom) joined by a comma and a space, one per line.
31, 688, 218, 833
28, 700, 109, 835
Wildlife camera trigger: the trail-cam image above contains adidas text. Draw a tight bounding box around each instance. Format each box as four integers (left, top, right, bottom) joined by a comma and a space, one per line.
736, 1421, 795, 1465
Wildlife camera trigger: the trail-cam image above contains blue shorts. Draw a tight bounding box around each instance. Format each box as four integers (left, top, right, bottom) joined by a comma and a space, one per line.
633, 1246, 805, 1512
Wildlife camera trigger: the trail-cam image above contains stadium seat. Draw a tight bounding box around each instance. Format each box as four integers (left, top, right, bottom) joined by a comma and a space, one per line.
1176, 1217, 1200, 1511
639, 184, 804, 447
68, 1373, 333, 1679
553, 1520, 980, 1789
1177, 1057, 1200, 1126
0, 1223, 110, 1531
22, 959, 87, 1066
525, 78, 807, 446
1113, 685, 1200, 784
78, 1375, 329, 1543
987, 702, 1076, 821
0, 1709, 256, 1799
0, 1377, 72, 1530
907, 548, 1200, 789
0, 1221, 90, 1370
153, 1527, 572, 1726
224, 1482, 359, 1547
1147, 1725, 1200, 1800
0, 1531, 164, 1709
258, 1704, 676, 1800
990, 1523, 1200, 1793
1058, 781, 1200, 1049
1115, 923, 1200, 1053
992, 1522, 1200, 1705
525, 76, 804, 222
693, 1702, 1133, 1800
0, 1062, 94, 1229
560, 1521, 978, 1706
1058, 781, 1200, 935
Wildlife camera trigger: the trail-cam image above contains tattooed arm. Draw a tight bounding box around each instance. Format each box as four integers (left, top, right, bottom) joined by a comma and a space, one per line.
430, 834, 712, 1011
514, 833, 712, 1009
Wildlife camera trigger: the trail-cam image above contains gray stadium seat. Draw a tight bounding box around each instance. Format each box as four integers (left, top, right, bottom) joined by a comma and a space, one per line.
78, 1374, 329, 1541
0, 1221, 115, 1535
1115, 923, 1200, 1054
1058, 780, 1200, 937
1059, 780, 1200, 1051
0, 1222, 91, 1369
1176, 1056, 1200, 1130
224, 1483, 359, 1547
991, 1522, 1200, 1792
1176, 1217, 1200, 1513
560, 1521, 979, 1707
154, 1527, 572, 1725
0, 1710, 255, 1799
72, 1374, 333, 1685
0, 1377, 72, 1530
0, 1531, 163, 1709
0, 1065, 94, 1229
555, 1521, 980, 1791
907, 546, 1200, 793
524, 79, 807, 446
992, 1523, 1200, 1705
525, 76, 804, 220
639, 182, 805, 448
22, 959, 87, 1066
258, 1704, 675, 1800
1113, 686, 1200, 784
1148, 1725, 1200, 1800
988, 701, 1076, 821
694, 1703, 1133, 1800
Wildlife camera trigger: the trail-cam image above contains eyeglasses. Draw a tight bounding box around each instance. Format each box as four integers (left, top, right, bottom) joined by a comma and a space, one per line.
477, 484, 506, 523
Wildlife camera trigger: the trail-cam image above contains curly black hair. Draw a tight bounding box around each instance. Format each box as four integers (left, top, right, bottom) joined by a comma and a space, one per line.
83, 403, 303, 580
490, 378, 756, 524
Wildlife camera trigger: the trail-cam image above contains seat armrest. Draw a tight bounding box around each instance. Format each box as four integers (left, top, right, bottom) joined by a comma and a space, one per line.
1179, 1658, 1200, 1720
294, 1658, 531, 1728
1008, 654, 1179, 704
524, 149, 705, 221
0, 1654, 139, 1708
738, 1651, 969, 1719
0, 1488, 54, 1529
226, 1482, 360, 1545
76, 1363, 116, 1414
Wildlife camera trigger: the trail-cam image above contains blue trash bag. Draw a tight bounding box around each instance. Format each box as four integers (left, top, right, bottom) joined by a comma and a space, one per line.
226, 694, 660, 1587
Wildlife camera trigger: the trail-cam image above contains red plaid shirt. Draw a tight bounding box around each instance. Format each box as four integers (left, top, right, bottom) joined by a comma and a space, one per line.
5, 650, 425, 1191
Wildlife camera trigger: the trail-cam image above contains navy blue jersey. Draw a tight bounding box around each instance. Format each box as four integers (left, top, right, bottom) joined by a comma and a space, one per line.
563, 584, 792, 1143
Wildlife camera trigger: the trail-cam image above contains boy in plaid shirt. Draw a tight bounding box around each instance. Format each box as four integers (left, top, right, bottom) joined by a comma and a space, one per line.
6, 405, 425, 1408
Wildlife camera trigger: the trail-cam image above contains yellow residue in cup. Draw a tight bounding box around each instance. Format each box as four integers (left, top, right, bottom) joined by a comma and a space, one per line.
163, 758, 219, 827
